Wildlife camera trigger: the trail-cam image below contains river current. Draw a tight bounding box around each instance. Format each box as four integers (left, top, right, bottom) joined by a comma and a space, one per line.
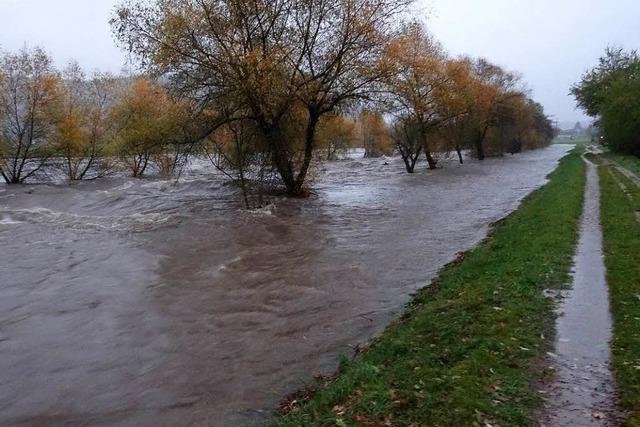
0, 146, 571, 426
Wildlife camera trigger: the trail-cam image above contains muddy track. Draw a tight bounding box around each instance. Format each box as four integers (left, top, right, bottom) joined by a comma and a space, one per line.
538, 153, 621, 426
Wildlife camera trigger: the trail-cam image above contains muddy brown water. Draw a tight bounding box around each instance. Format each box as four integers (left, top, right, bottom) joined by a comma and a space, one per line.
0, 146, 570, 426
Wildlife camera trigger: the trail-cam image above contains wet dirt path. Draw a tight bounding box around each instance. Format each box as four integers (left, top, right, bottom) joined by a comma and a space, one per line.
539, 155, 621, 426
0, 147, 571, 426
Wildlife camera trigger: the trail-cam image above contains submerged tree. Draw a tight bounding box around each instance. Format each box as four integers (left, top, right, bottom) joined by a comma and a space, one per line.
53, 62, 118, 180
111, 0, 411, 195
436, 115, 471, 164
390, 116, 422, 172
360, 110, 394, 158
110, 77, 184, 177
383, 23, 469, 171
503, 97, 555, 153
316, 114, 358, 161
206, 120, 276, 209
0, 47, 60, 184
464, 58, 523, 160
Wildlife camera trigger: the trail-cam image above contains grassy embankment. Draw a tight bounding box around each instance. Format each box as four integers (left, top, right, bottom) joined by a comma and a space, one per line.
599, 160, 640, 426
275, 149, 586, 427
602, 151, 640, 177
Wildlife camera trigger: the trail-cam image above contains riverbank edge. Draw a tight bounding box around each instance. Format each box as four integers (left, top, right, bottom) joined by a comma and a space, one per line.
274, 148, 586, 426
599, 161, 640, 426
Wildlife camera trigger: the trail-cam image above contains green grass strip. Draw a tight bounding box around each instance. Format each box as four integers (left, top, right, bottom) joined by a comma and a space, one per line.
275, 150, 586, 427
600, 164, 640, 426
603, 151, 640, 177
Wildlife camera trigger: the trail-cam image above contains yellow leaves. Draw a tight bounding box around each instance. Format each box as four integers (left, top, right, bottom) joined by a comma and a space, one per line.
316, 114, 359, 154
238, 47, 291, 110
55, 110, 85, 153
383, 22, 467, 121
41, 75, 62, 100
125, 78, 170, 116
114, 77, 183, 135
161, 7, 190, 36
110, 76, 198, 174
1, 46, 63, 129
360, 111, 394, 157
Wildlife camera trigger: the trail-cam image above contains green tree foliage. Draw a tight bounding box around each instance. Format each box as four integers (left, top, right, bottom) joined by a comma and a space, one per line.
572, 47, 640, 156
599, 75, 640, 156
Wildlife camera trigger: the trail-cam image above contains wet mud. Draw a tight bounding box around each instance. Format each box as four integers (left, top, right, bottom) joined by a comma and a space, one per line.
0, 146, 570, 426
538, 156, 621, 426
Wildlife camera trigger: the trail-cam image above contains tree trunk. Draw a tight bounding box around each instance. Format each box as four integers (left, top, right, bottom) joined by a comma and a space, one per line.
78, 150, 97, 180
425, 150, 437, 169
398, 144, 421, 173
66, 155, 75, 181
234, 135, 251, 210
475, 127, 489, 160
475, 137, 485, 160
264, 123, 298, 196
420, 127, 437, 170
132, 153, 150, 178
455, 146, 464, 164
400, 155, 413, 173
238, 167, 250, 210
140, 153, 150, 176
291, 112, 320, 196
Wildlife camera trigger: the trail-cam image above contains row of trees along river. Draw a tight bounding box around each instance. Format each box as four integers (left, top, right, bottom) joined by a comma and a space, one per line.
0, 0, 555, 207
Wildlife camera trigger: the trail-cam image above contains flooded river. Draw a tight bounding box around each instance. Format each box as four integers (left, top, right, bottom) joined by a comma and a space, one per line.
0, 146, 570, 426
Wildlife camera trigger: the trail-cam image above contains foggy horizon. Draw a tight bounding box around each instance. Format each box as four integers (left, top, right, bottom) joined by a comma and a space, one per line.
2, 0, 639, 126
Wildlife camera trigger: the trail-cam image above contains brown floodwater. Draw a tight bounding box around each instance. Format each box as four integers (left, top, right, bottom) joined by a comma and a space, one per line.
0, 146, 570, 426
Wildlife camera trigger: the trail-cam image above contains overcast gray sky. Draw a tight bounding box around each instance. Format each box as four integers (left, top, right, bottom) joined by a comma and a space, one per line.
1, 0, 639, 126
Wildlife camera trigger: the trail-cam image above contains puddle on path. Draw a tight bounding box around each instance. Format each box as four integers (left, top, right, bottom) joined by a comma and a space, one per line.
539, 157, 621, 426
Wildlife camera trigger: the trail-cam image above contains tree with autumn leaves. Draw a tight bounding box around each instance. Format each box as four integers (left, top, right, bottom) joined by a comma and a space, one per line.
379, 22, 553, 173
53, 62, 118, 180
109, 77, 194, 177
0, 47, 211, 183
111, 0, 411, 195
0, 47, 60, 183
382, 22, 473, 172
0, 1, 554, 190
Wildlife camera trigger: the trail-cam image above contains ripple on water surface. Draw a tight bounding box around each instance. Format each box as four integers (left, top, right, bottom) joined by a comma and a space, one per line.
0, 146, 572, 425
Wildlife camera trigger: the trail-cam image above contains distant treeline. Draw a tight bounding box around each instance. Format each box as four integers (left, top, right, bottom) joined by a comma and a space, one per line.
0, 0, 555, 199
572, 47, 640, 156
